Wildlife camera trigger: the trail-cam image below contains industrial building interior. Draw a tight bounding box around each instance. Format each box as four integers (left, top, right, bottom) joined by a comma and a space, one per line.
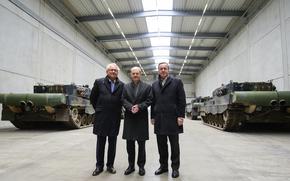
0, 0, 290, 180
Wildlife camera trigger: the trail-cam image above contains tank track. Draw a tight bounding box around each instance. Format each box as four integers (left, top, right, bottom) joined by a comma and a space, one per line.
10, 107, 94, 129
201, 110, 243, 131
64, 107, 94, 129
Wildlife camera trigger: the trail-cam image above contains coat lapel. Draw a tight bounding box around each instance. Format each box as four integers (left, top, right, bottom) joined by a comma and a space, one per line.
125, 81, 144, 103
104, 77, 121, 94
126, 83, 136, 101
103, 78, 111, 93
135, 82, 145, 99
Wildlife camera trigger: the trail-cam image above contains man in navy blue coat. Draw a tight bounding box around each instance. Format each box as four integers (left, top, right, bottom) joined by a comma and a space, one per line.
90, 63, 124, 176
151, 62, 186, 178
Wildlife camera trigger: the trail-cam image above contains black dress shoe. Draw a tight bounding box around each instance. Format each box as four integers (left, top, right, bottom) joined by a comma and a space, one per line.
154, 167, 168, 175
107, 167, 116, 174
92, 167, 103, 176
172, 170, 179, 178
139, 167, 145, 176
124, 166, 135, 175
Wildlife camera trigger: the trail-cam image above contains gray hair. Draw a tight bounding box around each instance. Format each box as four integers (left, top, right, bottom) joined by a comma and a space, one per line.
130, 66, 141, 73
106, 63, 120, 71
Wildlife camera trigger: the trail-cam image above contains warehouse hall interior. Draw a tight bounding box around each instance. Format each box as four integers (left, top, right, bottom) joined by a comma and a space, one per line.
0, 0, 290, 180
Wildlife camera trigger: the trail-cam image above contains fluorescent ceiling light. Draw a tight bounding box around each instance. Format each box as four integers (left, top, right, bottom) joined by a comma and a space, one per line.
150, 37, 171, 46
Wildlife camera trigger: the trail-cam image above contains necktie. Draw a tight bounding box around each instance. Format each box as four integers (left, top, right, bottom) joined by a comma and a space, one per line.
111, 82, 115, 93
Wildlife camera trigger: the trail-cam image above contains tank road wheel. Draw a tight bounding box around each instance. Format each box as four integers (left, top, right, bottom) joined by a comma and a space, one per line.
209, 114, 214, 126
203, 114, 210, 124
88, 114, 94, 125
222, 110, 241, 131
80, 114, 87, 127
213, 115, 219, 127
222, 110, 232, 131
217, 114, 224, 128
207, 114, 212, 125
67, 108, 82, 129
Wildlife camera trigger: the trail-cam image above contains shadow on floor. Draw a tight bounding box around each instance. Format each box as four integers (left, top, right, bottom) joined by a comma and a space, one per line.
0, 121, 85, 132
238, 122, 290, 133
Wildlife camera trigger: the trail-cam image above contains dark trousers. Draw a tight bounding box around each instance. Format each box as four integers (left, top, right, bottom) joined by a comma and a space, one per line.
126, 140, 146, 168
156, 134, 180, 170
96, 135, 117, 168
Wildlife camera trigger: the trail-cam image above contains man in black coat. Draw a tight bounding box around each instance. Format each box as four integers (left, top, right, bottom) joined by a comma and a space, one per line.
151, 62, 186, 178
90, 63, 124, 176
122, 67, 153, 176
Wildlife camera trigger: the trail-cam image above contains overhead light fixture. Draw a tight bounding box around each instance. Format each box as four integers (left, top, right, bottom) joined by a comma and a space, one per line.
142, 0, 173, 73
179, 1, 209, 75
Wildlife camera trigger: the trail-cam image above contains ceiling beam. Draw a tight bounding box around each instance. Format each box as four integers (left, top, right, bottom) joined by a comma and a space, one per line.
108, 46, 215, 53
123, 63, 202, 70
122, 63, 203, 69
96, 32, 226, 42
145, 70, 197, 75
117, 56, 208, 62
76, 10, 245, 22
145, 67, 200, 72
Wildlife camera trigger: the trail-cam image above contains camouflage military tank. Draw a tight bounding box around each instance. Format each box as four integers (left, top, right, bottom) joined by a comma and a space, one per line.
0, 84, 95, 129
199, 81, 290, 131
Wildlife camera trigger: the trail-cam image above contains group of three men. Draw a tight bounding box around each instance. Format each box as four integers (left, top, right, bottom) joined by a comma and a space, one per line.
89, 62, 186, 178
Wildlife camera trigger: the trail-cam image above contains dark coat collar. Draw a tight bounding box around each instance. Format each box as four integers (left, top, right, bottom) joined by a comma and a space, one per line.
104, 76, 121, 93
129, 80, 144, 99
158, 75, 172, 91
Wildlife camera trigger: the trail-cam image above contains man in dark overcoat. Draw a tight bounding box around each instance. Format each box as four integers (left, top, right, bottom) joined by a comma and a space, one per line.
151, 62, 186, 178
122, 66, 153, 176
90, 63, 124, 176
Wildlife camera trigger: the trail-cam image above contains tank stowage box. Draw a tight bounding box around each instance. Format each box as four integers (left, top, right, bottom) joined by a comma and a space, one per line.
199, 82, 290, 131
0, 84, 95, 129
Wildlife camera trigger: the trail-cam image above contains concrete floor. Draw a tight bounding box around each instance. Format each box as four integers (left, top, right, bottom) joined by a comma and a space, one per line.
1, 120, 290, 181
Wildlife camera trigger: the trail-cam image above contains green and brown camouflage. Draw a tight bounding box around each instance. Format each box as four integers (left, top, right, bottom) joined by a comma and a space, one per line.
199, 81, 290, 131
0, 84, 94, 129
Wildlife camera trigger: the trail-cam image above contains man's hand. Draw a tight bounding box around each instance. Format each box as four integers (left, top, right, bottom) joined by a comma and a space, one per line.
177, 117, 184, 126
131, 105, 139, 114
151, 119, 155, 125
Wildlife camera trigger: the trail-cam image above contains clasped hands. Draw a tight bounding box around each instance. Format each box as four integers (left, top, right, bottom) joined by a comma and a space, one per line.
131, 105, 139, 114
